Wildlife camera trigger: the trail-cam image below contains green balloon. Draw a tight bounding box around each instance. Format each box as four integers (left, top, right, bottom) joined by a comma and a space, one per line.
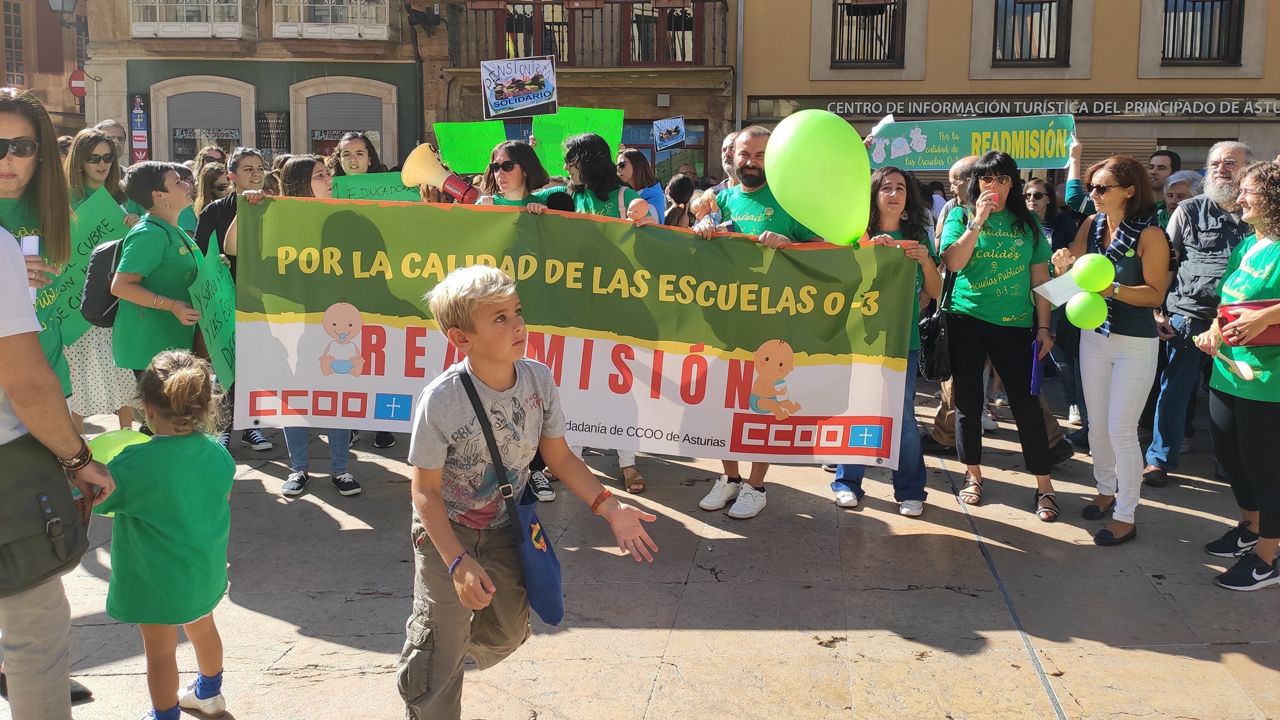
1066, 292, 1108, 330
1072, 253, 1115, 293
88, 429, 150, 464
764, 109, 871, 246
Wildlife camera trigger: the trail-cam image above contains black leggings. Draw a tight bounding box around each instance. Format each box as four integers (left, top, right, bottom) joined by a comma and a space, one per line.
1210, 388, 1280, 538
947, 313, 1051, 475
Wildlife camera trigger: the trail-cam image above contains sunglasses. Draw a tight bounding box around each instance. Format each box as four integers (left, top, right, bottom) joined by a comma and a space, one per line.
488, 160, 519, 173
86, 152, 115, 165
616, 161, 629, 170
0, 138, 39, 160
978, 174, 1012, 187
214, 183, 230, 193
1086, 183, 1121, 196
1024, 191, 1046, 200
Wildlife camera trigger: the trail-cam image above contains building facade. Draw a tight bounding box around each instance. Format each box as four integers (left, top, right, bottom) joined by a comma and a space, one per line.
743, 0, 1280, 174
4, 0, 88, 135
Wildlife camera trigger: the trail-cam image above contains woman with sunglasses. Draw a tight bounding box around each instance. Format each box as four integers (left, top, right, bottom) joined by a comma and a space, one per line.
476, 141, 551, 208
1052, 157, 1170, 545
194, 144, 227, 174
941, 151, 1060, 521
62, 128, 141, 435
616, 148, 664, 222
194, 161, 229, 217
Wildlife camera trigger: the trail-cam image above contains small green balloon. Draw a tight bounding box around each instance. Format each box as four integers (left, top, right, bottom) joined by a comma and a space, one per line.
1072, 254, 1115, 293
88, 429, 150, 464
764, 109, 871, 246
1066, 292, 1108, 330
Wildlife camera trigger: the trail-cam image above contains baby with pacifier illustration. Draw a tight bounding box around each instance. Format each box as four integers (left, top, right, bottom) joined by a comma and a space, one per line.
320, 302, 366, 377
749, 339, 801, 420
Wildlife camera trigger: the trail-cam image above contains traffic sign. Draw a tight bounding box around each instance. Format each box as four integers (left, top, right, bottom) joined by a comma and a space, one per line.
68, 69, 86, 98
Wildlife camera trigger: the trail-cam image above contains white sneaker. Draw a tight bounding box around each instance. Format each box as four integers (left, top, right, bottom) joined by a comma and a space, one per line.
726, 484, 767, 519
981, 411, 998, 433
991, 393, 1009, 407
698, 474, 742, 511
179, 683, 227, 716
899, 500, 925, 517
833, 487, 859, 508
1068, 405, 1082, 425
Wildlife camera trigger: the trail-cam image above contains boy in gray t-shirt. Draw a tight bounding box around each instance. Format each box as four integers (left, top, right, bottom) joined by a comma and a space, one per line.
397, 265, 660, 719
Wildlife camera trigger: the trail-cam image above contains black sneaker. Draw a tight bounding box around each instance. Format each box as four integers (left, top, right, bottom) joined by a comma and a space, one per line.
373, 431, 396, 449
530, 470, 556, 502
1214, 552, 1280, 592
282, 471, 309, 497
919, 432, 955, 455
1205, 523, 1260, 558
241, 429, 273, 451
332, 472, 362, 496
1048, 439, 1074, 467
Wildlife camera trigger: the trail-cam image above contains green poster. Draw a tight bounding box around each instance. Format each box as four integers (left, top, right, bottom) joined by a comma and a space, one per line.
869, 114, 1076, 171
51, 187, 129, 345
332, 172, 422, 202
533, 107, 625, 177
434, 121, 509, 174
188, 234, 237, 386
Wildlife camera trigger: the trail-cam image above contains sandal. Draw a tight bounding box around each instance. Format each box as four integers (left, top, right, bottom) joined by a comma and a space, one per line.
1035, 491, 1059, 523
959, 476, 983, 506
621, 466, 646, 494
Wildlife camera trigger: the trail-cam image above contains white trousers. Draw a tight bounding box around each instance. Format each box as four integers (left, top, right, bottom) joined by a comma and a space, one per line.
1080, 331, 1159, 524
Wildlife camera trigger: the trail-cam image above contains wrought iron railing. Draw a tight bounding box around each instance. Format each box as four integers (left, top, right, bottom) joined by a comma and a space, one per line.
830, 0, 906, 68
1161, 0, 1243, 66
992, 0, 1071, 66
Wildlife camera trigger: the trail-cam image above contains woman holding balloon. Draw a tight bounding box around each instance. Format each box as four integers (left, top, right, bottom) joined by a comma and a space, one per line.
1053, 156, 1170, 546
940, 151, 1060, 521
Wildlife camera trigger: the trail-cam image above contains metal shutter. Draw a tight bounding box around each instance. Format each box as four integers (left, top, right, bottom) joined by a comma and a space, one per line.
167, 91, 242, 130
305, 92, 381, 132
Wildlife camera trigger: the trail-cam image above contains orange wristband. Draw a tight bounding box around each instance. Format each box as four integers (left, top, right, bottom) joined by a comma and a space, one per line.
591, 489, 614, 515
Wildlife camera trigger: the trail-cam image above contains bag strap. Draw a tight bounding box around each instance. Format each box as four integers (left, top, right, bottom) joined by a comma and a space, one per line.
617, 187, 627, 220
459, 372, 525, 547
936, 270, 958, 315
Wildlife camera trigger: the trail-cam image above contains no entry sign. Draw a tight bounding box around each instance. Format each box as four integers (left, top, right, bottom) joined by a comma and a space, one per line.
68, 69, 86, 98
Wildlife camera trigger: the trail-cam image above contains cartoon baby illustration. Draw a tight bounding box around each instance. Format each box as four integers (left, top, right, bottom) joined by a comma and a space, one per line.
909, 126, 928, 153
869, 137, 889, 165
889, 136, 912, 159
750, 339, 801, 421
320, 302, 365, 377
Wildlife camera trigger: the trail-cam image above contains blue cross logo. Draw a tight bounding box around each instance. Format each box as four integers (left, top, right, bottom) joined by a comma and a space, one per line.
847, 424, 884, 449
373, 393, 413, 422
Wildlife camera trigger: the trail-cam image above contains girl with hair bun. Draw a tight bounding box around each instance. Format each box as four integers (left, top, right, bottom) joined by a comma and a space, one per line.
93, 350, 236, 720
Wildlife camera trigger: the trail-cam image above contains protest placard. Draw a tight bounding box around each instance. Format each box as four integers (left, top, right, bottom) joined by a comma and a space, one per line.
868, 114, 1076, 170
188, 234, 237, 386
49, 188, 129, 345
332, 172, 421, 202
433, 120, 510, 174
533, 107, 625, 176
654, 116, 686, 151
481, 55, 558, 120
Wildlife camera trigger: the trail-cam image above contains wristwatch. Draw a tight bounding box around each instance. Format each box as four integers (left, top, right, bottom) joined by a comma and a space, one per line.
966, 219, 984, 232
1111, 281, 1121, 300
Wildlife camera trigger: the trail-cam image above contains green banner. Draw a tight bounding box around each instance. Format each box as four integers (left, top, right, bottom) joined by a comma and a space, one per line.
434, 121, 509, 174
869, 114, 1076, 171
533, 107, 625, 177
332, 172, 421, 202
48, 188, 129, 346
188, 233, 237, 386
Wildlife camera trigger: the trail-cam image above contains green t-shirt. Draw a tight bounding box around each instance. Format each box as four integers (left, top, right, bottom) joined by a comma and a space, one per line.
178, 205, 197, 234
716, 184, 818, 241
0, 197, 72, 395
941, 207, 1051, 328
95, 433, 236, 624
535, 185, 641, 218
1211, 235, 1280, 403
877, 229, 941, 351
489, 194, 535, 207
112, 214, 201, 370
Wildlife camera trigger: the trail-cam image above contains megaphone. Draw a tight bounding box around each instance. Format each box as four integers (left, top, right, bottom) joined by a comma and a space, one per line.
401, 143, 479, 204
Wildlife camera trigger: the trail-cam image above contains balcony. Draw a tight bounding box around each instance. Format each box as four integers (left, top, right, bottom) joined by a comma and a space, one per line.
448, 0, 730, 68
130, 0, 248, 39
272, 0, 398, 41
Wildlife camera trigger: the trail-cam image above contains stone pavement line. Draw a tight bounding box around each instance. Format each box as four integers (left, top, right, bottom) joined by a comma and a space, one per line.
935, 458, 1069, 720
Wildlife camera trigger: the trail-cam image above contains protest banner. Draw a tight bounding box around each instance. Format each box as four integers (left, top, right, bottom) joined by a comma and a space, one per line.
868, 114, 1076, 171
47, 188, 129, 345
332, 172, 421, 202
481, 55, 558, 120
434, 120, 509, 174
533, 107, 625, 176
234, 198, 916, 467
653, 116, 686, 152
188, 233, 237, 386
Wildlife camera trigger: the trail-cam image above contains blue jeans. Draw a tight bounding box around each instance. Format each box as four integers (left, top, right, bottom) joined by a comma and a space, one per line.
833, 351, 927, 502
1145, 314, 1209, 471
284, 427, 352, 475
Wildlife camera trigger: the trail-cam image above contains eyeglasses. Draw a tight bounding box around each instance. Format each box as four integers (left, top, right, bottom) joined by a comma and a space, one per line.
86, 152, 115, 165
977, 174, 1012, 187
0, 138, 39, 160
214, 183, 230, 193
1086, 183, 1122, 196
488, 160, 519, 173
1209, 159, 1241, 170
1023, 191, 1046, 200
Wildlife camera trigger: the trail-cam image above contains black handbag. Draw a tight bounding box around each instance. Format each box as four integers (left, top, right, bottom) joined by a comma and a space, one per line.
918, 270, 957, 383
0, 434, 89, 598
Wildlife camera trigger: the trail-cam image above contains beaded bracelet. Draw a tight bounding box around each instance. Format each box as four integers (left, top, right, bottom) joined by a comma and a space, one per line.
58, 439, 93, 472
447, 551, 468, 577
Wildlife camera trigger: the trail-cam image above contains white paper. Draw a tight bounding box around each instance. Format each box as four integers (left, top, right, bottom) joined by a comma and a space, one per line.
1034, 272, 1084, 308
869, 113, 895, 138
20, 235, 39, 302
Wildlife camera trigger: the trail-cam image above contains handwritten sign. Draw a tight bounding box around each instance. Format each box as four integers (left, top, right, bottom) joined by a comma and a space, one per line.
332, 172, 421, 202
868, 115, 1076, 171
55, 189, 129, 345
481, 55, 558, 120
433, 120, 509, 174
653, 116, 686, 152
188, 234, 237, 386
533, 107, 625, 177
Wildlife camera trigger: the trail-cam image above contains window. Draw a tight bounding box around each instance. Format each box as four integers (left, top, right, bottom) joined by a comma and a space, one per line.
992, 0, 1071, 66
497, 2, 570, 64
1162, 0, 1243, 66
273, 0, 391, 39
2, 1, 22, 87
830, 0, 906, 68
622, 120, 708, 183
130, 0, 244, 38
75, 15, 89, 68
